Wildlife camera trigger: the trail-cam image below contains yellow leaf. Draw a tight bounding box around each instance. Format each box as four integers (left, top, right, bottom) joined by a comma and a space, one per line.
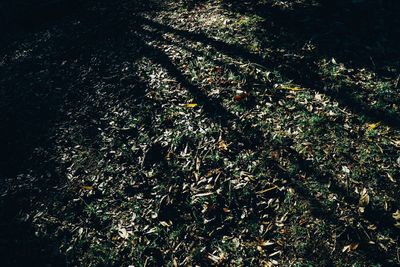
256, 185, 278, 194
166, 151, 173, 160
367, 122, 381, 131
218, 140, 229, 151
278, 85, 304, 91
185, 103, 198, 108
82, 185, 93, 190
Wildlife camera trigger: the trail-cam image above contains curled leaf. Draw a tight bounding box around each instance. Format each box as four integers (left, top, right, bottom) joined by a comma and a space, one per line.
258, 240, 274, 247
359, 188, 370, 207
342, 243, 359, 253
223, 207, 231, 213
217, 140, 229, 151
392, 210, 400, 221
118, 228, 130, 239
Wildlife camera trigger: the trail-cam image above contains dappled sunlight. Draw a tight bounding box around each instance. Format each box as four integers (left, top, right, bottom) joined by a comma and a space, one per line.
1, 0, 399, 266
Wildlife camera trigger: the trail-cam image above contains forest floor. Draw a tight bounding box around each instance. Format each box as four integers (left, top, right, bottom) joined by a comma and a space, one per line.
1, 0, 400, 266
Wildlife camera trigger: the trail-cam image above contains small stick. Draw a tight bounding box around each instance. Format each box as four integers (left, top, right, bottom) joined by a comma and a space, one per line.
395, 74, 400, 89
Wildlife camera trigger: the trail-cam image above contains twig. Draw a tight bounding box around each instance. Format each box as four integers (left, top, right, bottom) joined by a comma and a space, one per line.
395, 74, 400, 89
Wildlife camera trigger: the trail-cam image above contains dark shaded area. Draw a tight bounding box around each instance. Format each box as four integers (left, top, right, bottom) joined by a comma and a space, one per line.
0, 0, 84, 40
0, 190, 67, 266
0, 0, 158, 265
222, 0, 400, 129
224, 0, 400, 69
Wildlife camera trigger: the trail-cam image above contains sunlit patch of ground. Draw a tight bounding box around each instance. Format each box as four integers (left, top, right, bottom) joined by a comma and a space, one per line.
1, 0, 399, 266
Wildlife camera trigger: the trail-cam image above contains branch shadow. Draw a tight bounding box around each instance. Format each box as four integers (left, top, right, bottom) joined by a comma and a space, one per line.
222, 0, 400, 128
1, 0, 399, 265
136, 16, 399, 265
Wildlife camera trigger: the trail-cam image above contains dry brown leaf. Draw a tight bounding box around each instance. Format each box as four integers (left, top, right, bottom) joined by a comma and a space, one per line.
192, 192, 214, 198
233, 92, 248, 101
223, 207, 231, 213
392, 210, 400, 221
258, 240, 274, 247
173, 258, 178, 267
218, 140, 229, 151
359, 188, 370, 207
387, 173, 396, 183
342, 243, 359, 253
256, 185, 278, 194
390, 139, 400, 147
160, 221, 171, 227
118, 228, 129, 239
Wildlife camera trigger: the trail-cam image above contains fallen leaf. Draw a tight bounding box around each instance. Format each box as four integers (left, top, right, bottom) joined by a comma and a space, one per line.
185, 103, 198, 108
367, 122, 380, 131
233, 92, 248, 101
218, 140, 229, 151
359, 188, 370, 207
223, 207, 231, 213
118, 228, 129, 239
258, 240, 274, 247
342, 243, 359, 253
192, 192, 214, 198
82, 185, 93, 190
269, 251, 281, 257
392, 210, 400, 221
390, 139, 400, 147
256, 185, 278, 194
160, 221, 171, 227
342, 166, 351, 174
173, 258, 178, 267
387, 173, 396, 183
278, 85, 303, 91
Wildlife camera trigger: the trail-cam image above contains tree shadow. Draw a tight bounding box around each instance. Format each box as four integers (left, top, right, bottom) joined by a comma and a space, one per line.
222, 0, 400, 129
0, 0, 160, 265
136, 15, 399, 265
224, 0, 400, 70
1, 0, 399, 265
0, 188, 67, 266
